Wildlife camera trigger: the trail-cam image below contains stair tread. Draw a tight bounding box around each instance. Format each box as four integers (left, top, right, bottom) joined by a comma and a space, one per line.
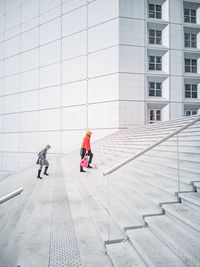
193, 181, 200, 188
145, 215, 200, 264
63, 172, 113, 267
106, 241, 146, 267
162, 203, 200, 231
179, 192, 200, 207
127, 228, 187, 267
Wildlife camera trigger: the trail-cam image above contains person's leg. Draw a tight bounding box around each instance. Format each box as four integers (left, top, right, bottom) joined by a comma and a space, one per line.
80, 166, 86, 172
80, 149, 86, 172
87, 150, 93, 168
44, 162, 49, 175
37, 165, 42, 179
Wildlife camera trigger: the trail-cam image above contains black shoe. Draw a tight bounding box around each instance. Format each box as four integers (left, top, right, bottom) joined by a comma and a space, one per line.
44, 166, 49, 176
37, 170, 42, 179
80, 166, 86, 172
87, 164, 92, 168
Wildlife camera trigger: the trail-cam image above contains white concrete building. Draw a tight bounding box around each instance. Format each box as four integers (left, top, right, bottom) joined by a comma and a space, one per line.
0, 0, 200, 175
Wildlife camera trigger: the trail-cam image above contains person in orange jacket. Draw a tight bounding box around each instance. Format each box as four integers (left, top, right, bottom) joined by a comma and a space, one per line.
80, 130, 93, 172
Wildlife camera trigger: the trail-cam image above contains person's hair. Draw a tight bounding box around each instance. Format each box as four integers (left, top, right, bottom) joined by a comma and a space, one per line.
45, 144, 51, 149
86, 130, 92, 136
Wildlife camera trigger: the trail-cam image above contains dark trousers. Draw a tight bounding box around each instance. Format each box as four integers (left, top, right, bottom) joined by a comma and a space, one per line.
81, 148, 93, 164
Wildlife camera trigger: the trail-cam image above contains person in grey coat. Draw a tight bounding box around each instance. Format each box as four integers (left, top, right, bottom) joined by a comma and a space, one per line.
36, 145, 51, 179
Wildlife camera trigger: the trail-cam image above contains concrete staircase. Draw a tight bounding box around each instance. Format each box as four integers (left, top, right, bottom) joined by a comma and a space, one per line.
0, 116, 200, 267
91, 116, 200, 267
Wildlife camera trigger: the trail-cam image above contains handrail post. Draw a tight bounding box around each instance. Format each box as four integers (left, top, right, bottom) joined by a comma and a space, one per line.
176, 134, 180, 193
107, 175, 110, 242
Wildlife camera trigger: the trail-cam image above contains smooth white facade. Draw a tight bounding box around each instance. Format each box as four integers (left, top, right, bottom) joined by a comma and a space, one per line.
0, 0, 200, 174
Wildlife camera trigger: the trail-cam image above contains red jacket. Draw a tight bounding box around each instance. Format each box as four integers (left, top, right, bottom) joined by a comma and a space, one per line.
81, 134, 91, 151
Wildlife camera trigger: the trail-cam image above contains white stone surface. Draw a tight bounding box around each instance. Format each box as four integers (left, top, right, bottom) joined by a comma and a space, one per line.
0, 0, 200, 175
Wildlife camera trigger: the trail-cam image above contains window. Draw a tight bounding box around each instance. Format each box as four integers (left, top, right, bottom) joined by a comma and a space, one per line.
149, 56, 162, 71
149, 109, 161, 123
149, 30, 162, 45
185, 110, 197, 116
185, 59, 197, 73
185, 84, 198, 98
149, 82, 162, 97
149, 4, 162, 19
184, 9, 196, 23
185, 33, 197, 48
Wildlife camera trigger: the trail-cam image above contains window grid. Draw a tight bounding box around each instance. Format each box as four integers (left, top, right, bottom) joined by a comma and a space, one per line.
149, 82, 162, 97
184, 33, 197, 48
149, 109, 161, 123
149, 56, 162, 71
184, 8, 196, 23
185, 110, 197, 116
149, 30, 162, 45
185, 59, 197, 73
185, 84, 198, 98
149, 4, 162, 19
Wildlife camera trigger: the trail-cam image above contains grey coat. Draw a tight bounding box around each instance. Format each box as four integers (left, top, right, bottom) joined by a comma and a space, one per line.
36, 149, 49, 166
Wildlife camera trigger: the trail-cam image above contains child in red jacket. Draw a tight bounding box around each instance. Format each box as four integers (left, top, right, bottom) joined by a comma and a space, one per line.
80, 131, 93, 172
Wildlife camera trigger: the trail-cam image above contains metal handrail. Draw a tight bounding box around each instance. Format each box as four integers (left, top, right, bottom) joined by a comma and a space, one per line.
103, 116, 200, 176
0, 187, 23, 204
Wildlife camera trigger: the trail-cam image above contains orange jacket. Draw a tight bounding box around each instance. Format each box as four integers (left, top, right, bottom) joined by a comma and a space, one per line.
81, 134, 91, 151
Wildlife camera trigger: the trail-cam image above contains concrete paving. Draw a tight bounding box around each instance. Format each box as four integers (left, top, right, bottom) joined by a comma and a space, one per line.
0, 116, 200, 266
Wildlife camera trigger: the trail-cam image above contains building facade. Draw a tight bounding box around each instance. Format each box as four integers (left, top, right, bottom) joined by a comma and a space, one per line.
0, 0, 200, 175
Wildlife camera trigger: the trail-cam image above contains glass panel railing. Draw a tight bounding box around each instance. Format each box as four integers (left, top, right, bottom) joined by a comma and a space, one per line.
105, 119, 200, 243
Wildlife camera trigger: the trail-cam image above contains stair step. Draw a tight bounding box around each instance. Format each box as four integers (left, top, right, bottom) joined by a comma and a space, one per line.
179, 192, 200, 212
127, 228, 187, 267
193, 182, 200, 192
63, 172, 113, 267
162, 203, 200, 238
106, 241, 147, 267
126, 163, 193, 194
145, 215, 200, 267
113, 172, 177, 205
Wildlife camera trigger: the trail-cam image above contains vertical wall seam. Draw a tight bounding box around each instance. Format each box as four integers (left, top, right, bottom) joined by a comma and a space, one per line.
86, 1, 89, 130
38, 0, 41, 152
169, 0, 172, 119
0, 0, 5, 175
18, 0, 22, 171
144, 0, 147, 124
60, 1, 63, 154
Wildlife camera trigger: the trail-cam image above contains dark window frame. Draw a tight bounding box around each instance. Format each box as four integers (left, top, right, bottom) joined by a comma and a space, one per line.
185, 84, 198, 98
149, 4, 162, 19
185, 110, 197, 116
149, 109, 161, 123
149, 29, 162, 45
184, 8, 196, 23
185, 58, 197, 73
184, 33, 197, 48
149, 56, 162, 71
149, 82, 162, 97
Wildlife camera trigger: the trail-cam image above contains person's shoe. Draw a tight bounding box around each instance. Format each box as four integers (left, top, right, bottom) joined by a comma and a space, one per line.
80, 169, 86, 172
87, 164, 92, 168
37, 169, 42, 179
44, 166, 49, 176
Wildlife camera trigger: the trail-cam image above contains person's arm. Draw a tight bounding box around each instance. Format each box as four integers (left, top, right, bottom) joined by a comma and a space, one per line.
38, 149, 45, 159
